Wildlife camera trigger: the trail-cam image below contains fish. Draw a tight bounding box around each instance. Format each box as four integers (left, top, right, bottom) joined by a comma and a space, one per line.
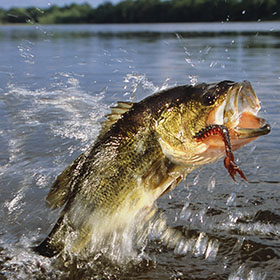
34, 80, 270, 258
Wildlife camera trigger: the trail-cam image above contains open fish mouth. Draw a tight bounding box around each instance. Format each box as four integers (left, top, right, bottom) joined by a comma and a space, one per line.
209, 80, 271, 139
197, 80, 271, 181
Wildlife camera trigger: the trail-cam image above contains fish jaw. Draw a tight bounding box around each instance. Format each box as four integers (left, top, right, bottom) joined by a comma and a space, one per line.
208, 81, 270, 140
193, 81, 270, 164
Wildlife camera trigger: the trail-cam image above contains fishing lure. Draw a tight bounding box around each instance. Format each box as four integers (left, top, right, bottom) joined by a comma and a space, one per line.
194, 124, 248, 181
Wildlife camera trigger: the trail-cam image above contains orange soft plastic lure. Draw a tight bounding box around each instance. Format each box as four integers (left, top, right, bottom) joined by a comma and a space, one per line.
194, 124, 248, 182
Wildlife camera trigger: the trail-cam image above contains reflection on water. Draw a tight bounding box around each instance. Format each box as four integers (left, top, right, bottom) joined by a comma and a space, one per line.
0, 23, 279, 279
1, 22, 280, 39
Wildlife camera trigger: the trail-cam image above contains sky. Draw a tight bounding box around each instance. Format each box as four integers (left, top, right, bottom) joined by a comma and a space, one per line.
0, 0, 121, 9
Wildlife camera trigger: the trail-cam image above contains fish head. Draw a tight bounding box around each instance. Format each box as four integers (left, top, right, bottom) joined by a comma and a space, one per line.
156, 80, 271, 167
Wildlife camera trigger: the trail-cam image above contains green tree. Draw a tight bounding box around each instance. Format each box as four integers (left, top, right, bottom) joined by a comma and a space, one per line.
4, 8, 30, 23
1, 0, 280, 24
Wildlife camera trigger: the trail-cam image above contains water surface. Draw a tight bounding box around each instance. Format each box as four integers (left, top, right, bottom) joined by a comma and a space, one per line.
0, 22, 279, 279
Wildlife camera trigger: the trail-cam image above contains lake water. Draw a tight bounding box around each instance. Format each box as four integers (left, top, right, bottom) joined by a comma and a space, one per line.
0, 22, 280, 279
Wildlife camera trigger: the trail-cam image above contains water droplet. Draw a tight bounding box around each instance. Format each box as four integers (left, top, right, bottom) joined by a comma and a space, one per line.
209, 61, 217, 68
207, 174, 216, 192
183, 46, 191, 56
160, 77, 170, 90
233, 237, 245, 252
204, 46, 212, 55
36, 7, 44, 14
180, 204, 192, 222
5, 191, 24, 214
188, 75, 198, 86
193, 173, 199, 185
193, 232, 208, 257
198, 208, 206, 223
185, 58, 195, 68
175, 33, 183, 41
205, 239, 219, 261
226, 193, 236, 206
175, 237, 195, 255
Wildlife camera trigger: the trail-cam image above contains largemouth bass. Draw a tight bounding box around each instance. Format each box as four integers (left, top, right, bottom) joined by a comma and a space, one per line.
34, 80, 270, 257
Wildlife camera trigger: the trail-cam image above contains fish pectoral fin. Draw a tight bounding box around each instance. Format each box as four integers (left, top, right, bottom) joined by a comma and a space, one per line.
159, 175, 183, 198
46, 153, 86, 209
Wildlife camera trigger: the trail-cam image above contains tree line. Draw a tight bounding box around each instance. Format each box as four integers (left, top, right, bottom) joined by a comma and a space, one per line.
1, 0, 279, 24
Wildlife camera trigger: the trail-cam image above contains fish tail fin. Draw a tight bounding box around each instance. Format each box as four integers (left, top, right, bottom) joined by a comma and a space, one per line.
32, 237, 60, 258
32, 216, 65, 258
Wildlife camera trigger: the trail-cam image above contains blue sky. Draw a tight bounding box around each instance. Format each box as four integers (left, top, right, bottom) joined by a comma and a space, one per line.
0, 0, 121, 9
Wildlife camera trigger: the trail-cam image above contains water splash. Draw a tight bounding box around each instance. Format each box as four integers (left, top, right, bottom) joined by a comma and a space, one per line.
0, 195, 156, 279
0, 234, 54, 279
17, 40, 35, 64
228, 264, 267, 280
0, 79, 108, 268
226, 193, 237, 206
150, 212, 220, 262
207, 173, 216, 192
5, 80, 105, 149
123, 73, 159, 101
188, 75, 198, 86
123, 73, 172, 101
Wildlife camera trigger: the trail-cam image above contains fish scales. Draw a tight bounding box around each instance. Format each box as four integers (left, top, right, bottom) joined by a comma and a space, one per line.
34, 81, 270, 257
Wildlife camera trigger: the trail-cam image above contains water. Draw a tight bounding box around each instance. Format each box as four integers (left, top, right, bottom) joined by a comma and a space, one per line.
0, 22, 280, 279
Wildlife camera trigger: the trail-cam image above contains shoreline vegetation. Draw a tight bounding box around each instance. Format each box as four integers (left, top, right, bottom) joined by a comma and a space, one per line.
0, 0, 279, 25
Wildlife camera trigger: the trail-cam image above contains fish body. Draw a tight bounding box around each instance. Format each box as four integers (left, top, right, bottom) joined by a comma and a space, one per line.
34, 81, 270, 257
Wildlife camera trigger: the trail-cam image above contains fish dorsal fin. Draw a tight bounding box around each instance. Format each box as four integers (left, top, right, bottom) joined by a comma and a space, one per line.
99, 101, 134, 138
